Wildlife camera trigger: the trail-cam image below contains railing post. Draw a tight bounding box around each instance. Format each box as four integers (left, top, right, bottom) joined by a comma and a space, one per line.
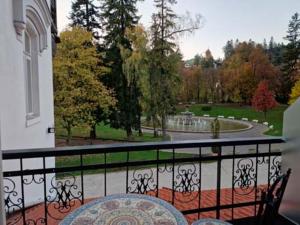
216, 146, 222, 219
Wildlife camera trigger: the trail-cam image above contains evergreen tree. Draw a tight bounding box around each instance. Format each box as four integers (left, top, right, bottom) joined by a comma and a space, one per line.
99, 0, 140, 139
279, 12, 300, 103
266, 37, 284, 66
69, 0, 101, 39
269, 36, 275, 51
263, 38, 268, 50
194, 54, 201, 65
194, 54, 202, 103
223, 40, 234, 59
149, 0, 201, 138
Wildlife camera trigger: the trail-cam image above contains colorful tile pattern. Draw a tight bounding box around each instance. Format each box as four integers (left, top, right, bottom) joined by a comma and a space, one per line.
59, 194, 188, 225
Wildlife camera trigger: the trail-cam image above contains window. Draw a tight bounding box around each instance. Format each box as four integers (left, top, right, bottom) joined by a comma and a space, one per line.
24, 26, 40, 122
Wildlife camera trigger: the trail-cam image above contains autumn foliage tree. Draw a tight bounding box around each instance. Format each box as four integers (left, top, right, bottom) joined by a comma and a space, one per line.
289, 80, 300, 104
53, 27, 116, 143
252, 81, 278, 119
221, 42, 279, 104
179, 64, 200, 102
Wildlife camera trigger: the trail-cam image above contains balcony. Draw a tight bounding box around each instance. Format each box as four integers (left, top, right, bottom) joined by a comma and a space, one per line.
2, 137, 295, 225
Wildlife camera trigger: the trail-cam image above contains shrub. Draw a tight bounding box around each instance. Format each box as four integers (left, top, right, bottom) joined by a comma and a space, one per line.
202, 106, 212, 111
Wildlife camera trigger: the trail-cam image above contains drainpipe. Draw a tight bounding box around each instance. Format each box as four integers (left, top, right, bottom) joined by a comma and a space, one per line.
0, 121, 6, 224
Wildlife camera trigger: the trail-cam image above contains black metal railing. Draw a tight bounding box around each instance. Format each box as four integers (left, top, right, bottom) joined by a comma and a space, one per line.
2, 137, 284, 224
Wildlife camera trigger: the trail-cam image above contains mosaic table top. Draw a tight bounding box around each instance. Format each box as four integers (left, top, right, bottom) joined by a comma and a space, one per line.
192, 218, 233, 225
59, 194, 188, 225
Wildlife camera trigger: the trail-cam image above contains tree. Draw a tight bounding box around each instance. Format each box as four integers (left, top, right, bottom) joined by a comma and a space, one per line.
99, 0, 140, 140
69, 0, 101, 39
279, 13, 300, 103
289, 80, 300, 104
268, 38, 285, 66
193, 54, 202, 103
252, 81, 278, 119
53, 27, 116, 144
221, 42, 279, 104
120, 25, 149, 136
179, 64, 200, 102
223, 40, 234, 59
200, 49, 220, 103
149, 0, 202, 139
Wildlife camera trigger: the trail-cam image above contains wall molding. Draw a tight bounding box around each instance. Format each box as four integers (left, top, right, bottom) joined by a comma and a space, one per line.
13, 0, 51, 50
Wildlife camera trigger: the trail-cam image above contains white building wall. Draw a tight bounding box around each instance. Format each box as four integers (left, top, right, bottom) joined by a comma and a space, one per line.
0, 0, 55, 151
0, 122, 5, 225
281, 98, 300, 224
0, 0, 55, 209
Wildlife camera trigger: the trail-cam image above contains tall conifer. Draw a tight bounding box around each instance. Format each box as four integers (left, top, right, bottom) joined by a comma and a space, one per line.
70, 0, 101, 39
149, 0, 201, 138
279, 13, 300, 103
99, 0, 140, 139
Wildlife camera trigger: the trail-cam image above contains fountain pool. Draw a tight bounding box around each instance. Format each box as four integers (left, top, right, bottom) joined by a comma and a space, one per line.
142, 116, 252, 133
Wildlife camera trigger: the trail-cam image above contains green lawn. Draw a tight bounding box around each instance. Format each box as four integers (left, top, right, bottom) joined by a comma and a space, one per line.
177, 104, 287, 136
56, 150, 195, 177
56, 122, 166, 142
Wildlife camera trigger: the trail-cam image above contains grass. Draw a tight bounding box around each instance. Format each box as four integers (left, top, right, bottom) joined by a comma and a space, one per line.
56, 122, 167, 142
55, 103, 286, 178
177, 104, 287, 136
56, 150, 195, 177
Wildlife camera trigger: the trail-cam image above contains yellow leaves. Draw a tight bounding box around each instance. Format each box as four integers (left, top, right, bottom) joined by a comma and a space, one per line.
53, 27, 116, 128
289, 80, 300, 104
120, 25, 149, 86
221, 42, 278, 103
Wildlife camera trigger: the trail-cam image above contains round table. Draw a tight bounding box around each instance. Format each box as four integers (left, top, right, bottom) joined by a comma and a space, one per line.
59, 194, 188, 225
192, 218, 233, 225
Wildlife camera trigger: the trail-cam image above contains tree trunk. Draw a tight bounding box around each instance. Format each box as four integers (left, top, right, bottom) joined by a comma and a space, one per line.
161, 114, 168, 140
67, 125, 72, 145
90, 124, 97, 140
126, 127, 133, 141
139, 128, 143, 137
153, 117, 158, 137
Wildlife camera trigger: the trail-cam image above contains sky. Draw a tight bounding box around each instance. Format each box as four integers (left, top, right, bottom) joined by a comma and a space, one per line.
57, 0, 300, 60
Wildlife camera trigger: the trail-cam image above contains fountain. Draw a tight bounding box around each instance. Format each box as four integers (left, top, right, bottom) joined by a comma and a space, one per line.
180, 110, 194, 125
142, 107, 253, 133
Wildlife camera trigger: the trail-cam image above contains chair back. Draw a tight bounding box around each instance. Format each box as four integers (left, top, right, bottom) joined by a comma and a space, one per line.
257, 168, 291, 225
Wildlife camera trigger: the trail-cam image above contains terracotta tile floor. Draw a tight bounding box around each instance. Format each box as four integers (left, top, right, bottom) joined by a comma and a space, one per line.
6, 187, 263, 225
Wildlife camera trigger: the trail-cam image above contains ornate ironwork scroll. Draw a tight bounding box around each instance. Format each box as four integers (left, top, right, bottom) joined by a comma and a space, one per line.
47, 174, 82, 220
158, 164, 173, 173
257, 157, 269, 165
25, 218, 46, 225
127, 169, 157, 194
270, 156, 282, 183
173, 164, 200, 203
4, 177, 23, 224
234, 158, 256, 195
23, 175, 44, 185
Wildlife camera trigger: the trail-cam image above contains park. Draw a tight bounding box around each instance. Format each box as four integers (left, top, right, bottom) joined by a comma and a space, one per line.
1, 0, 300, 224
